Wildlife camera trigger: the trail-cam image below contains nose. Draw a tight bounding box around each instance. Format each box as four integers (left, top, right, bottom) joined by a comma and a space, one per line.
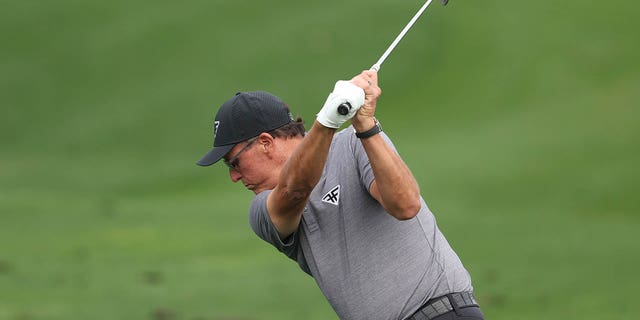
229, 168, 242, 182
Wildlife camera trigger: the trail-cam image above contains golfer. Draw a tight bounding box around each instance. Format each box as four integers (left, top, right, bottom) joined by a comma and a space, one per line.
197, 70, 484, 320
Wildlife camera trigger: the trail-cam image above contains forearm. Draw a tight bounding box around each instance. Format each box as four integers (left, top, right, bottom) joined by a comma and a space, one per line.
267, 121, 335, 237
348, 70, 420, 219
278, 121, 335, 202
267, 74, 365, 238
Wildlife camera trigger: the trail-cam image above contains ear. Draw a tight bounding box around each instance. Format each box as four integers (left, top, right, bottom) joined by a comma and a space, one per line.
256, 132, 275, 154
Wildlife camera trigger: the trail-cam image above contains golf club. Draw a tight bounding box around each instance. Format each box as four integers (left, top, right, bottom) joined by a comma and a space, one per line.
337, 0, 449, 115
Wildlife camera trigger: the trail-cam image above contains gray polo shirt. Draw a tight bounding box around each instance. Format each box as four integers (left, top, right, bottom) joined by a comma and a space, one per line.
249, 128, 473, 320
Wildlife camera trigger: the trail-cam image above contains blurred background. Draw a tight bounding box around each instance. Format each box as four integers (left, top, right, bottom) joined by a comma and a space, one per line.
1, 0, 638, 319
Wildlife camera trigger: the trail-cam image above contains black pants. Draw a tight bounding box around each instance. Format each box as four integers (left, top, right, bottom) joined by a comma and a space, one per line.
430, 306, 484, 320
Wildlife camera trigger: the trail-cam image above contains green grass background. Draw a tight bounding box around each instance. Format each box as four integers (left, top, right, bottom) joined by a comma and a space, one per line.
1, 0, 639, 319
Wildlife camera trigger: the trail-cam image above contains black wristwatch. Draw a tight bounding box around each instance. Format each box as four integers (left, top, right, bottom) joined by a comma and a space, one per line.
355, 118, 382, 139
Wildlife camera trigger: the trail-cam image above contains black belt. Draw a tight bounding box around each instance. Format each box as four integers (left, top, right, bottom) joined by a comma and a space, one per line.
408, 292, 479, 320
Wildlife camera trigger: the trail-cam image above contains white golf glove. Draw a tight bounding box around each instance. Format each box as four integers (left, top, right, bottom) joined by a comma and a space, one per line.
316, 80, 365, 128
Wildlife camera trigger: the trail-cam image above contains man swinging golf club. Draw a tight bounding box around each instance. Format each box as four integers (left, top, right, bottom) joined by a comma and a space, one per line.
197, 70, 484, 320
197, 1, 484, 319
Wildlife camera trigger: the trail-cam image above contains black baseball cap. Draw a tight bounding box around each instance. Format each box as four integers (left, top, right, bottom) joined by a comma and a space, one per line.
197, 91, 294, 166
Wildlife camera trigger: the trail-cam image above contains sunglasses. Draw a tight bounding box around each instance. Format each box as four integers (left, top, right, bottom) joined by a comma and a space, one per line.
224, 137, 258, 170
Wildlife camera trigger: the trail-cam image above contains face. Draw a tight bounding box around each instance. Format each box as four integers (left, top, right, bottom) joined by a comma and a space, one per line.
222, 136, 275, 194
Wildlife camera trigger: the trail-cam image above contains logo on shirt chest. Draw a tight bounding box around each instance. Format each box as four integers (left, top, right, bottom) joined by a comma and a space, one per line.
321, 184, 341, 206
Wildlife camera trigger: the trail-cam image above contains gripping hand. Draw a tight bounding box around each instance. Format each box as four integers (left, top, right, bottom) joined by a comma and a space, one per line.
316, 80, 365, 128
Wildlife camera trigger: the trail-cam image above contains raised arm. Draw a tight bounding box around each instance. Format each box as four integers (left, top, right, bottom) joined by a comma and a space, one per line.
266, 79, 365, 239
351, 70, 422, 220
266, 121, 335, 239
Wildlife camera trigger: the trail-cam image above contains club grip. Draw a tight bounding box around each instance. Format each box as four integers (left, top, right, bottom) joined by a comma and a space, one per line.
337, 102, 352, 115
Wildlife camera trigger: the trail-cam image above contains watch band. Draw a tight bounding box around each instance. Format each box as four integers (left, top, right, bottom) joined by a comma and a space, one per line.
355, 118, 382, 139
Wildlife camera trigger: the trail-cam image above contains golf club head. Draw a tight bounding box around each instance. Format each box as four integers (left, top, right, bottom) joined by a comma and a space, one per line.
442, 0, 449, 5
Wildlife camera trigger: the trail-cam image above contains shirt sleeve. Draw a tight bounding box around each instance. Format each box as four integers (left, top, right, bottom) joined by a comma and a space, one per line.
248, 190, 300, 259
349, 130, 399, 191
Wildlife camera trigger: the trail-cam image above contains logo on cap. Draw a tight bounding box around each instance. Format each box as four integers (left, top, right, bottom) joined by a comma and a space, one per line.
214, 121, 220, 138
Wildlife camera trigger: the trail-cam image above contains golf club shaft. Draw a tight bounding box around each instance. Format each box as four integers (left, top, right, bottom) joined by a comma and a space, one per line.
338, 0, 439, 116
370, 0, 435, 72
